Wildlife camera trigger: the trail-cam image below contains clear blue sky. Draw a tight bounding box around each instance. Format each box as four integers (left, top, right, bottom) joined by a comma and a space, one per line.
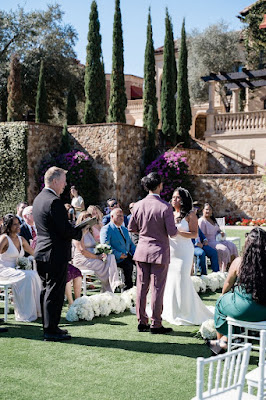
4, 0, 250, 77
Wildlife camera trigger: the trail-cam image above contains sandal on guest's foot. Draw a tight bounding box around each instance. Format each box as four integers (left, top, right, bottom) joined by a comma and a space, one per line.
206, 339, 227, 355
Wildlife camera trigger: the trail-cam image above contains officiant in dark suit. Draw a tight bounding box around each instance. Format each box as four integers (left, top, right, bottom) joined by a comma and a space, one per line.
33, 166, 82, 342
19, 206, 37, 256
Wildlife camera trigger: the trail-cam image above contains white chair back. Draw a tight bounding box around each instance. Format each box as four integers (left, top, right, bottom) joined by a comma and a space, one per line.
245, 330, 266, 400
216, 217, 225, 232
193, 344, 251, 400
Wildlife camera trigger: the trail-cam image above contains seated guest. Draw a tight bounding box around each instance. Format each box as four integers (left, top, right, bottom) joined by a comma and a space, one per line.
20, 206, 37, 244
70, 186, 85, 218
65, 263, 82, 306
87, 205, 104, 242
198, 203, 238, 271
193, 227, 219, 275
65, 203, 76, 225
207, 228, 266, 354
73, 211, 121, 293
16, 201, 28, 225
102, 199, 128, 227
127, 202, 139, 246
100, 208, 136, 290
0, 214, 41, 322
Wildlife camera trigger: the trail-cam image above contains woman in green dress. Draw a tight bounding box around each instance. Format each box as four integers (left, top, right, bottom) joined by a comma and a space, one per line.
207, 227, 266, 354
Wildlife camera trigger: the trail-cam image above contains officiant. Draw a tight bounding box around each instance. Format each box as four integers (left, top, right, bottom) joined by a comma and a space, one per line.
33, 166, 82, 342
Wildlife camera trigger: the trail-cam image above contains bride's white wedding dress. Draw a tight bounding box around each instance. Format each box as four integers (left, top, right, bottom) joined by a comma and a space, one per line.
0, 234, 41, 322
162, 218, 213, 325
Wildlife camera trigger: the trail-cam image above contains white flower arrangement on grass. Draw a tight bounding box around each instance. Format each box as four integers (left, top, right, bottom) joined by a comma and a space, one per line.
191, 272, 227, 293
199, 319, 217, 340
66, 289, 133, 322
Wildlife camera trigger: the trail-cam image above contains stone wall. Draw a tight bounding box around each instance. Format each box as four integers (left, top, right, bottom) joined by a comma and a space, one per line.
179, 148, 208, 174
68, 123, 147, 210
27, 122, 62, 203
193, 174, 266, 219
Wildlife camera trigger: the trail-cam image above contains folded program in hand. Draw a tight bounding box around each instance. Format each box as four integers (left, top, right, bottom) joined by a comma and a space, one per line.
76, 216, 97, 229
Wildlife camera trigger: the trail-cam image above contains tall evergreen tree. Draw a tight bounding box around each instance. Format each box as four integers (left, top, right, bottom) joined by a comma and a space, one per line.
160, 9, 177, 144
1, 85, 8, 122
61, 123, 71, 153
176, 19, 192, 147
144, 105, 157, 167
67, 86, 78, 125
7, 54, 23, 121
84, 0, 106, 123
108, 0, 127, 123
35, 60, 48, 123
143, 8, 158, 130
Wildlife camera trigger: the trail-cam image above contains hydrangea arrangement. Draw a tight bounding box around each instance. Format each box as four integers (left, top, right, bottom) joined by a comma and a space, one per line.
199, 319, 217, 339
145, 150, 190, 201
191, 272, 227, 293
38, 149, 99, 206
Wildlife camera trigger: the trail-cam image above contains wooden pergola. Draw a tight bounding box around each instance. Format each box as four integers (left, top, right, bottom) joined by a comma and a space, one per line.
201, 68, 266, 90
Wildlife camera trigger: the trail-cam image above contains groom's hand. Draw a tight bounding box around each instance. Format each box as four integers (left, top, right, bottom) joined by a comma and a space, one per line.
120, 253, 127, 259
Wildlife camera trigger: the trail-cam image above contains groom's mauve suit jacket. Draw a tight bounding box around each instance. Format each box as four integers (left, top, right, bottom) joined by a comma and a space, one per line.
128, 194, 177, 265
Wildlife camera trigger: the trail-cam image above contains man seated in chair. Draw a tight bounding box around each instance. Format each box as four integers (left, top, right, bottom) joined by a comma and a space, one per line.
193, 227, 219, 274
100, 208, 136, 290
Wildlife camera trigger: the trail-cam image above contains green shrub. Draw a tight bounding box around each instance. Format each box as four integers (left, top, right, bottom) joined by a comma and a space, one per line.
0, 122, 28, 216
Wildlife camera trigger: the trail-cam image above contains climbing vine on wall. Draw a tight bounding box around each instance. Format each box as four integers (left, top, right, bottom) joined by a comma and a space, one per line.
0, 123, 28, 216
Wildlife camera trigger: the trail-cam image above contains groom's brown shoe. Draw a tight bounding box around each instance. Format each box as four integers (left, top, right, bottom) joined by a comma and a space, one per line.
138, 323, 150, 332
150, 326, 173, 334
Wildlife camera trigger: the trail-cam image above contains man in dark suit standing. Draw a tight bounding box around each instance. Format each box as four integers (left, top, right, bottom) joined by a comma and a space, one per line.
33, 166, 82, 341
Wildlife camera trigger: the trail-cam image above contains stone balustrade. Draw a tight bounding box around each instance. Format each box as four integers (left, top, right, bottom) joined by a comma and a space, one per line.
215, 110, 266, 133
126, 99, 144, 112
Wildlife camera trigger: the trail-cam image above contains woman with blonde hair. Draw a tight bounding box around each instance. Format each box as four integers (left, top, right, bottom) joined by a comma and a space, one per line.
72, 211, 121, 292
86, 205, 103, 242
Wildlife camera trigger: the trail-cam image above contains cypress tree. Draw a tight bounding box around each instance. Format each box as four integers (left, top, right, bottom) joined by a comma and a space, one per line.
144, 104, 157, 167
176, 19, 192, 147
35, 60, 48, 123
7, 54, 23, 121
143, 8, 158, 130
108, 0, 127, 123
160, 9, 177, 144
67, 86, 78, 125
0, 85, 8, 122
61, 123, 71, 153
84, 0, 106, 123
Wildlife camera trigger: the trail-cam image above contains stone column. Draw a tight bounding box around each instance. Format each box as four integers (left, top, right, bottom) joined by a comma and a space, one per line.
244, 87, 249, 112
232, 88, 240, 113
205, 81, 216, 137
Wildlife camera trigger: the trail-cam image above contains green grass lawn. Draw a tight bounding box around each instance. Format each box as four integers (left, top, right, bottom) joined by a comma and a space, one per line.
0, 288, 259, 400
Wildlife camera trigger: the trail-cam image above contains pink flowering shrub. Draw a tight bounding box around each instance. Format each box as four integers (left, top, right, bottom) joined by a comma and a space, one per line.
145, 151, 190, 201
38, 150, 99, 206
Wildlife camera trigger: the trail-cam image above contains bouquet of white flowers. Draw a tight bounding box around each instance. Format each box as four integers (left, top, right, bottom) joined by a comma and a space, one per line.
199, 319, 217, 339
16, 257, 32, 270
94, 244, 112, 255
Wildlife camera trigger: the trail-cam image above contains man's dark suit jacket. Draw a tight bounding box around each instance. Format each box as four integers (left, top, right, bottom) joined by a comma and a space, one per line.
102, 213, 128, 227
20, 222, 33, 244
33, 188, 82, 268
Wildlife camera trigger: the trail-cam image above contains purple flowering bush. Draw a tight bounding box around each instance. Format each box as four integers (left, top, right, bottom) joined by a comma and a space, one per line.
145, 150, 190, 201
38, 149, 99, 205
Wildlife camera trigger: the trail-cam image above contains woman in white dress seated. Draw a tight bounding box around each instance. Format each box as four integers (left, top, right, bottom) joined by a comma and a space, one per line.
72, 211, 121, 293
162, 188, 213, 326
0, 214, 41, 322
70, 186, 85, 218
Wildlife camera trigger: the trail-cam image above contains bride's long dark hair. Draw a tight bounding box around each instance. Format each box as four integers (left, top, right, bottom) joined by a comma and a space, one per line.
172, 187, 193, 219
1, 214, 18, 235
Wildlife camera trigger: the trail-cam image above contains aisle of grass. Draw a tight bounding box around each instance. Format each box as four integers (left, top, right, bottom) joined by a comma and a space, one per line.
0, 290, 220, 400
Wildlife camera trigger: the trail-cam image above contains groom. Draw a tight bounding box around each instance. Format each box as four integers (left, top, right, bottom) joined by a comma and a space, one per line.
128, 172, 178, 334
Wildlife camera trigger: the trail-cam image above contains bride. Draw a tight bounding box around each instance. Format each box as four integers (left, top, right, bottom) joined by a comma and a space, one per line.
0, 214, 41, 322
162, 188, 213, 325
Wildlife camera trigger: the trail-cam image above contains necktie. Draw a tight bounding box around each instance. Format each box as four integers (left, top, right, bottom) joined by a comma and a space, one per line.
118, 227, 126, 243
31, 226, 36, 239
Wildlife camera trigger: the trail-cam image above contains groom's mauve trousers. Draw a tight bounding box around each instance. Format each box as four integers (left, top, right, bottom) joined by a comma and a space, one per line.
136, 261, 168, 328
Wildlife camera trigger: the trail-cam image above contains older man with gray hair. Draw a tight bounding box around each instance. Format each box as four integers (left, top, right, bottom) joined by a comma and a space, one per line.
100, 208, 136, 290
33, 166, 82, 341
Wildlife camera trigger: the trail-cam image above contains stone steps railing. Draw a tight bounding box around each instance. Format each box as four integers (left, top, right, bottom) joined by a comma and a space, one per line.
215, 110, 266, 133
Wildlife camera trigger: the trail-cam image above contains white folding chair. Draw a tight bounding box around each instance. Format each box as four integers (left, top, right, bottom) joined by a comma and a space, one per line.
216, 217, 225, 232
227, 317, 266, 352
191, 343, 252, 399
0, 282, 12, 322
79, 269, 99, 295
243, 330, 266, 400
